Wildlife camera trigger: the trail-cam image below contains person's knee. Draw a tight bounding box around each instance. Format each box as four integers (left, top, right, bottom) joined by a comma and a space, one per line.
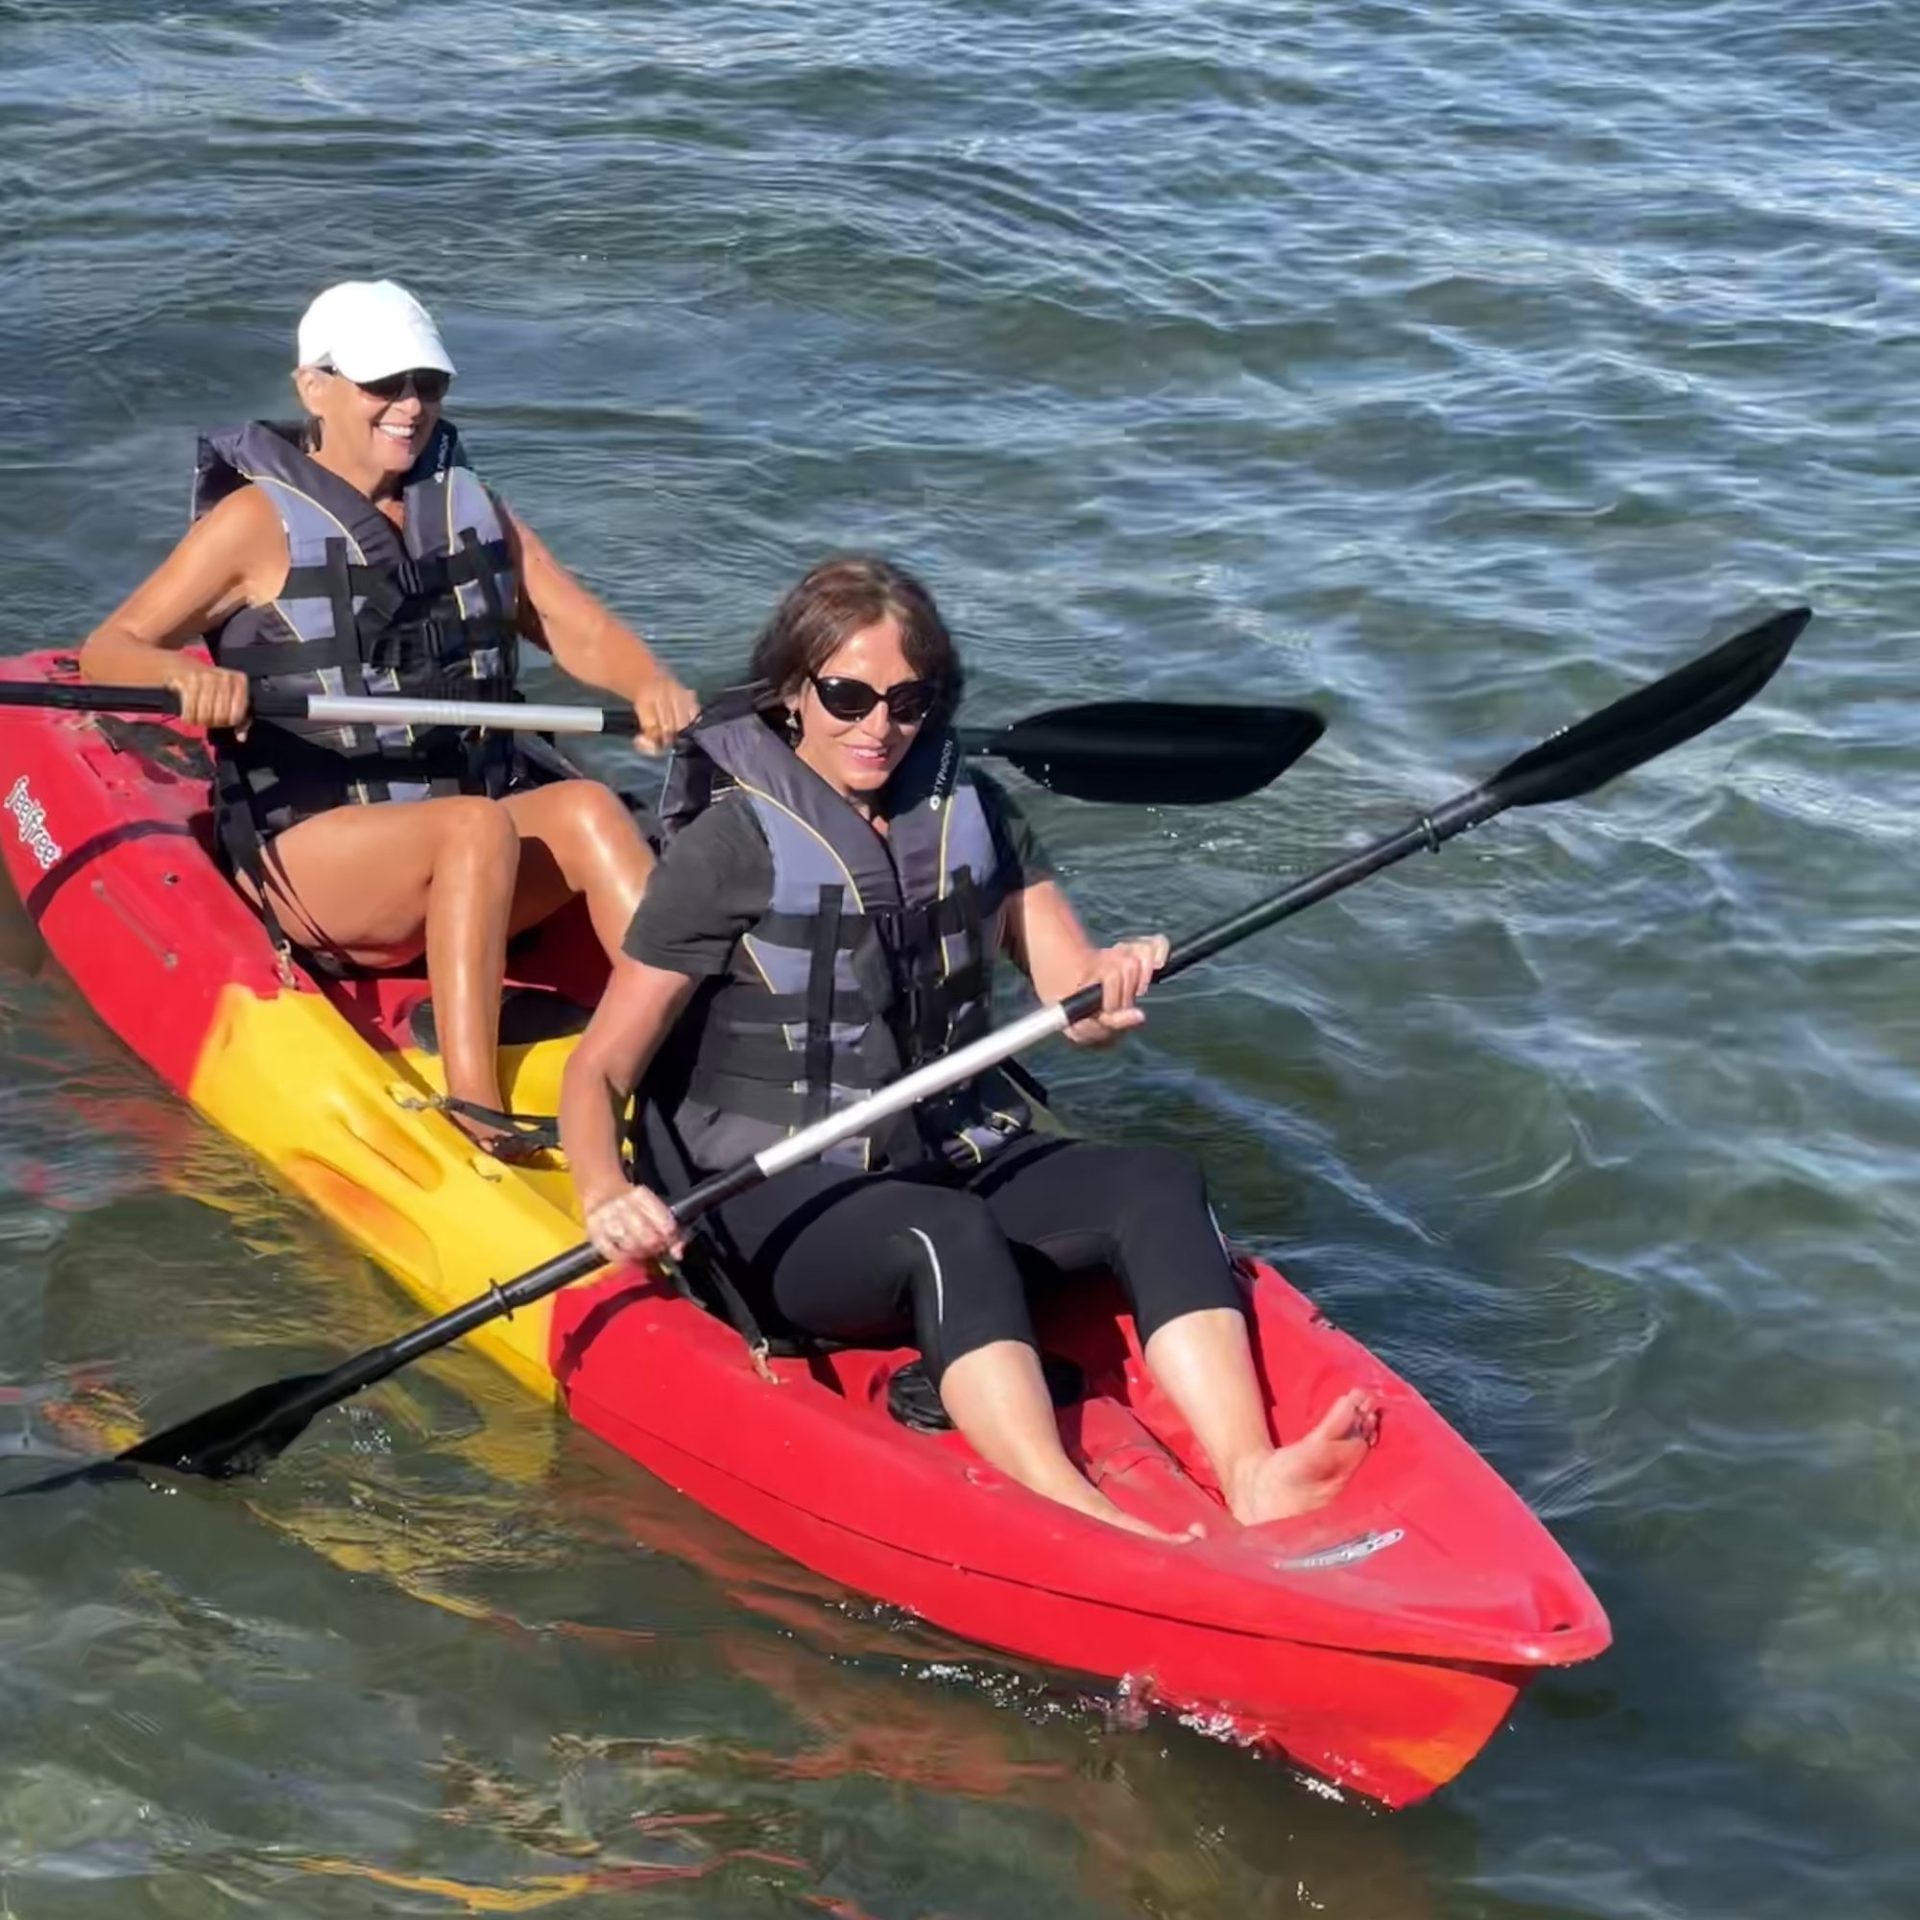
892, 1219, 1023, 1388
889, 1192, 1010, 1308
433, 795, 520, 869
558, 781, 648, 861
892, 1192, 1023, 1346
902, 1188, 1005, 1265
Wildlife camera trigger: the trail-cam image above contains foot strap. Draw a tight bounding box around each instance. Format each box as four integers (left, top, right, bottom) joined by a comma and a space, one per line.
433, 1096, 562, 1156
886, 1353, 1085, 1433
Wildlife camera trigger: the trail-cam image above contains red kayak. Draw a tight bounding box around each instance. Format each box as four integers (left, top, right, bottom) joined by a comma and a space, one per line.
0, 650, 1610, 1805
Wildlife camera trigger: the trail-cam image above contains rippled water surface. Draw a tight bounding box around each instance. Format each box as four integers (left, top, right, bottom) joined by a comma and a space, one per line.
2, 1, 1917, 1914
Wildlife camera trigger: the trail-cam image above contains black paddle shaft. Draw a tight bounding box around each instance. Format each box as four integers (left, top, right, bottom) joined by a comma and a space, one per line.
100, 1243, 607, 1480
1050, 787, 1504, 1029
1058, 606, 1811, 1020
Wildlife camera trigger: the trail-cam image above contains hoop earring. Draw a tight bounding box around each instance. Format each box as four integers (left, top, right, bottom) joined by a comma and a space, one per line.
302, 415, 324, 453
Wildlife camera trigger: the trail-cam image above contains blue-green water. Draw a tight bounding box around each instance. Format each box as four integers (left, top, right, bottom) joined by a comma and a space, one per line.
2, 2, 1916, 1913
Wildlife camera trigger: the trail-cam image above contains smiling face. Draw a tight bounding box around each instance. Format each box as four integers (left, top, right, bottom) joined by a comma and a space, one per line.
788, 613, 930, 801
294, 363, 443, 495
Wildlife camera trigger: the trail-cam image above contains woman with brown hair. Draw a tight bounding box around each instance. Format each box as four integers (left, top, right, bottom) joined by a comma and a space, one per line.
558, 555, 1378, 1536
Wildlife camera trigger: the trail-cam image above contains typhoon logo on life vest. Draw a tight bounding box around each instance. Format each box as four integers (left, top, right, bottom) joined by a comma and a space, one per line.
928, 732, 959, 811
5, 776, 62, 871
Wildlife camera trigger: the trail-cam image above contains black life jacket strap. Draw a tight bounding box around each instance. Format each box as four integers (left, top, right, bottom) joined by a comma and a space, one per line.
883, 865, 986, 1069
279, 561, 401, 613
258, 534, 516, 686
932, 865, 985, 1057
210, 744, 304, 984
704, 981, 873, 1029
678, 1238, 778, 1377
629, 1086, 777, 1371
278, 539, 512, 610
803, 883, 843, 1124
748, 906, 867, 951
682, 1069, 813, 1127
451, 531, 521, 662
694, 1032, 879, 1086
342, 756, 473, 803
435, 534, 514, 598
321, 537, 360, 677
953, 865, 984, 978
863, 887, 980, 947
461, 527, 511, 626
217, 631, 362, 679
681, 1067, 929, 1171
925, 959, 989, 1020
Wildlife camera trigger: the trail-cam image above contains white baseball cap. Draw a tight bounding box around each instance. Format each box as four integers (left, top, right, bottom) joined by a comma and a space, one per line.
295, 279, 456, 382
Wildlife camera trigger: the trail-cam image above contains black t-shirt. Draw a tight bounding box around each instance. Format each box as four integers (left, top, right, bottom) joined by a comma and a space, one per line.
625, 770, 1052, 977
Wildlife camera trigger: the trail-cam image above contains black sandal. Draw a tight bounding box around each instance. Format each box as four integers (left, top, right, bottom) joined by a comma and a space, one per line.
439, 1097, 562, 1162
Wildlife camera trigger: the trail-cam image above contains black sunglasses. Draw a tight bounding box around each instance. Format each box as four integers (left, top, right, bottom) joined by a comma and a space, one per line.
807, 672, 940, 726
330, 365, 451, 404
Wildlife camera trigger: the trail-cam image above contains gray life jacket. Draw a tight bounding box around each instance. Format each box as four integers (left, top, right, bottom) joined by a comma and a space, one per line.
645, 694, 1033, 1176
192, 418, 522, 836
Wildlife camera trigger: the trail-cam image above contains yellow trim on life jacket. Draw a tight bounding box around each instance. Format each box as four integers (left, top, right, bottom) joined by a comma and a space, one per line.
242, 471, 371, 559
738, 933, 779, 993
242, 470, 372, 657
735, 779, 867, 912
936, 782, 959, 980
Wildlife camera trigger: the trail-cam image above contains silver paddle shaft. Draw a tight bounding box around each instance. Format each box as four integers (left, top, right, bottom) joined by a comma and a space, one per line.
294, 693, 637, 738
752, 1002, 1071, 1180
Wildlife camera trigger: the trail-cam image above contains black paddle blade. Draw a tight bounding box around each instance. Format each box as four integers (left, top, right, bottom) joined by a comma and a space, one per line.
1490, 607, 1809, 810
0, 1370, 328, 1498
968, 702, 1325, 804
1, 1456, 147, 1499
114, 1371, 336, 1481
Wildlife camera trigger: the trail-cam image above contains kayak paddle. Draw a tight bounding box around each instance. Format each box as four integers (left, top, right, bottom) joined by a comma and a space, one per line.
7, 604, 1806, 1493
0, 681, 1324, 808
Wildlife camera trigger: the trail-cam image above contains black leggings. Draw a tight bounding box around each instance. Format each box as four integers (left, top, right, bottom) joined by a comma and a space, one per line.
700, 1135, 1244, 1382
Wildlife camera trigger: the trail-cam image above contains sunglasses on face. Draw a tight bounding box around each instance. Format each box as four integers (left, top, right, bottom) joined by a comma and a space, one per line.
807, 671, 940, 726
328, 365, 451, 404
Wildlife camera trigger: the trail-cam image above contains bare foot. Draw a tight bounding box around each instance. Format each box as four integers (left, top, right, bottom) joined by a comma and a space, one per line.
1049, 1476, 1204, 1545
1226, 1389, 1381, 1527
1090, 1502, 1205, 1545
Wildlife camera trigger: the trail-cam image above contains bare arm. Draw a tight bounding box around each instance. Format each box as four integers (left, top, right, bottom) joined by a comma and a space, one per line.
505, 508, 697, 751
1002, 878, 1169, 1047
76, 489, 283, 727
559, 956, 697, 1262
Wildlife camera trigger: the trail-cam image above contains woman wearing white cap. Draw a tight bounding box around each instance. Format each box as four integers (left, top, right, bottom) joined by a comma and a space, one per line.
77, 279, 698, 1157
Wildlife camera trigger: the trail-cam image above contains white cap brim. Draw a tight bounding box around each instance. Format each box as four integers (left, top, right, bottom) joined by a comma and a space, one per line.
297, 279, 456, 383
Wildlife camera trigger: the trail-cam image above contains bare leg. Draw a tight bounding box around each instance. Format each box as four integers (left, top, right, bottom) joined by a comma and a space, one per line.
418, 800, 520, 1118
500, 781, 656, 960
939, 1341, 1196, 1542
247, 780, 653, 1132
254, 794, 522, 1115
1143, 1307, 1379, 1525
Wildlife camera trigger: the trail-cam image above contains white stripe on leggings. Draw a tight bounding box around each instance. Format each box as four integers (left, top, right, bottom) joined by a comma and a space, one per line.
909, 1227, 945, 1323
